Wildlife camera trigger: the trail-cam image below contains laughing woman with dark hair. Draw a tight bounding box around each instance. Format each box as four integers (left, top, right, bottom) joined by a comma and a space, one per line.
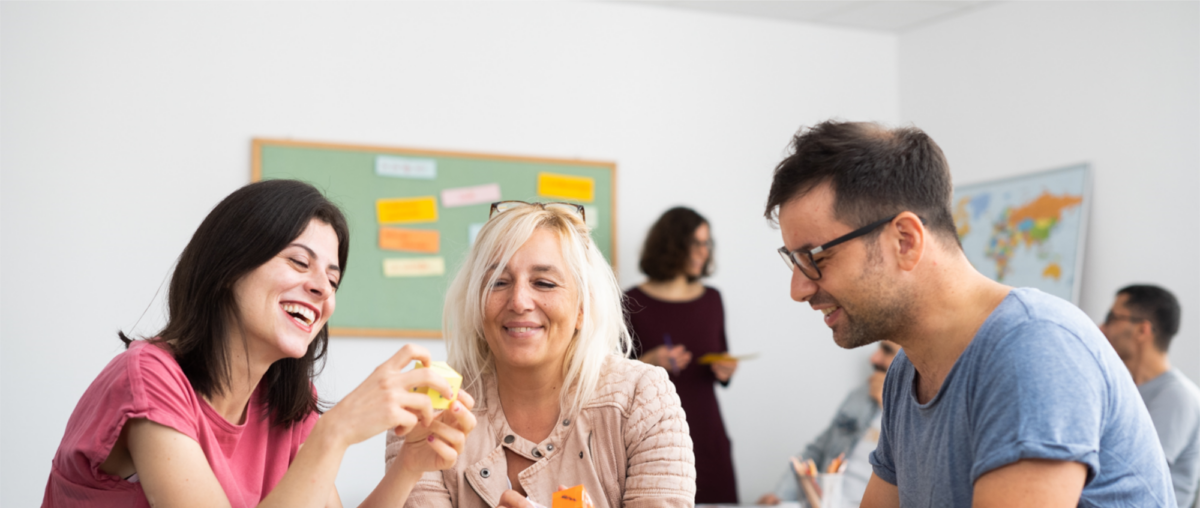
626, 206, 739, 504
43, 180, 476, 508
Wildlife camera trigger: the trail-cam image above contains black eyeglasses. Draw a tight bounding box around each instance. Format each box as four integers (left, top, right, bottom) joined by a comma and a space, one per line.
1104, 311, 1146, 327
489, 201, 585, 222
777, 214, 903, 281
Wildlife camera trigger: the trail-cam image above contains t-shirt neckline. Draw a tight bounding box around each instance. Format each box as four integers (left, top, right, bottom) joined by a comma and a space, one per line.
910, 289, 1020, 410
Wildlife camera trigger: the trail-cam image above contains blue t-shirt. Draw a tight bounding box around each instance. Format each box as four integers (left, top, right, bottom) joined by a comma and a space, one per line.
869, 288, 1175, 506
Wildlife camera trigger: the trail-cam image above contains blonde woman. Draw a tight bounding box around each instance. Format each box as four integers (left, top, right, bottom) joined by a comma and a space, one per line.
386, 202, 695, 508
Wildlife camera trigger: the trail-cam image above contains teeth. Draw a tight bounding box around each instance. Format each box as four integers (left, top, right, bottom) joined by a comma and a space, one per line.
508, 327, 537, 333
282, 303, 315, 325
821, 307, 837, 316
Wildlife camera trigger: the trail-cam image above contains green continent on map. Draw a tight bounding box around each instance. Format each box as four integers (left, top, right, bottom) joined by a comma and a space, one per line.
982, 191, 1082, 281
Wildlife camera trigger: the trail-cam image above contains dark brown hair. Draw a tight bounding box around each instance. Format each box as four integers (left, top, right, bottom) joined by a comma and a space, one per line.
764, 120, 960, 247
1118, 284, 1181, 353
639, 207, 712, 282
120, 179, 349, 426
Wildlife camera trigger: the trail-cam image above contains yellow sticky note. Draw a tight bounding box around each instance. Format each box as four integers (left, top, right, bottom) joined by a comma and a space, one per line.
383, 257, 445, 277
379, 227, 440, 253
697, 352, 760, 365
411, 361, 462, 410
538, 172, 595, 202
377, 196, 438, 224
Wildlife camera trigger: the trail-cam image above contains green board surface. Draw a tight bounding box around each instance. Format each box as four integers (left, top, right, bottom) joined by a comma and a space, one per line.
254, 139, 616, 338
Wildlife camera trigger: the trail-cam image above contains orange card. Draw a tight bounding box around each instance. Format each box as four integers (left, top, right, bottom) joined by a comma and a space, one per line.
379, 227, 440, 253
552, 485, 594, 508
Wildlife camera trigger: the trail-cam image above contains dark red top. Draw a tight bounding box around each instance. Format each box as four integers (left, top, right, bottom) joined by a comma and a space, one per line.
624, 286, 738, 504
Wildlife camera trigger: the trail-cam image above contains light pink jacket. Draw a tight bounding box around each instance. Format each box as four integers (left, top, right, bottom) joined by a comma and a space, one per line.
385, 355, 696, 508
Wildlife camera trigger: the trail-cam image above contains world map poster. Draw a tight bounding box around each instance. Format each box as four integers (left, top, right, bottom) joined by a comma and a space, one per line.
952, 164, 1091, 304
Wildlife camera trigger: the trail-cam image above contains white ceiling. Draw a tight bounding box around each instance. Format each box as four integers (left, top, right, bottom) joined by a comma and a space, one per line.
614, 1, 998, 33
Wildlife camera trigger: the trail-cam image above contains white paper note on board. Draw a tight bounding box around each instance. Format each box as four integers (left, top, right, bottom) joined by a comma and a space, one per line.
583, 205, 598, 228
468, 223, 485, 247
376, 156, 437, 179
383, 257, 445, 277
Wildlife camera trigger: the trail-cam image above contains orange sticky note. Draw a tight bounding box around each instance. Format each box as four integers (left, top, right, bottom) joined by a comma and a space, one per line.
552, 485, 594, 508
538, 172, 594, 202
379, 227, 440, 253
377, 196, 438, 224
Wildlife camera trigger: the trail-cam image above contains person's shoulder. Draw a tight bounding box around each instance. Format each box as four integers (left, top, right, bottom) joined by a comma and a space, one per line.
1000, 288, 1094, 331
703, 286, 725, 304
623, 286, 649, 311
839, 382, 880, 418
93, 339, 176, 381
978, 289, 1103, 355
124, 340, 186, 377
589, 355, 674, 414
845, 382, 873, 404
118, 340, 196, 404
1155, 370, 1200, 413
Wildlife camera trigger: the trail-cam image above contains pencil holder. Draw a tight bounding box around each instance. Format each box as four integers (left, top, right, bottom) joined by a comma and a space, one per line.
798, 472, 845, 508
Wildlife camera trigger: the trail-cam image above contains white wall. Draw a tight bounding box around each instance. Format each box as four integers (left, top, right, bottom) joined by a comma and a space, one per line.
899, 1, 1200, 383
0, 2, 898, 505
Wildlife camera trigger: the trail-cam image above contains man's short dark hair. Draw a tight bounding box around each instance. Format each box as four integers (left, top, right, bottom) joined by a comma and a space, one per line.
764, 120, 960, 247
1118, 284, 1181, 352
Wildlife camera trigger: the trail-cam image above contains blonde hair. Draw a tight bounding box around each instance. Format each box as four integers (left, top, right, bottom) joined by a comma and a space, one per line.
444, 205, 632, 418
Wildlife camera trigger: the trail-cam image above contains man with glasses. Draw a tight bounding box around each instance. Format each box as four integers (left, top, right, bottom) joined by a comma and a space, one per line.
1101, 285, 1200, 508
764, 120, 1174, 507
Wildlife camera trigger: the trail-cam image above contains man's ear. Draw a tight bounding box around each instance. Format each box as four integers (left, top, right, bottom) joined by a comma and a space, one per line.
1136, 320, 1155, 344
892, 211, 925, 271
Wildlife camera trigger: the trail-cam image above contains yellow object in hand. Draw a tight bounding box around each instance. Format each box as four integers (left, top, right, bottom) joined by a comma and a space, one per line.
697, 352, 759, 365
552, 485, 595, 508
411, 361, 462, 410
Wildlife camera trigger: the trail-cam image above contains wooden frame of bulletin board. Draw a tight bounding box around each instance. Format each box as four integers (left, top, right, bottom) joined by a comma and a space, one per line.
252, 138, 618, 339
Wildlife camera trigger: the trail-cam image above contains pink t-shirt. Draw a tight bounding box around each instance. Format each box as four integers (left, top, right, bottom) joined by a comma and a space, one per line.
43, 340, 318, 507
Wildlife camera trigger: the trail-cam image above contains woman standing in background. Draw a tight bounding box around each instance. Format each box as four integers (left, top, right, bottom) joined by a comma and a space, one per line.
626, 206, 739, 504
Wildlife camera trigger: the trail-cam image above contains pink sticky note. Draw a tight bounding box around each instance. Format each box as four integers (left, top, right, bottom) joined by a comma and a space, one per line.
441, 183, 501, 208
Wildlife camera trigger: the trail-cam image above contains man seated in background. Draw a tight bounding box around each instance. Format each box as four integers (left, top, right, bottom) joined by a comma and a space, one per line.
1101, 284, 1200, 508
756, 341, 900, 507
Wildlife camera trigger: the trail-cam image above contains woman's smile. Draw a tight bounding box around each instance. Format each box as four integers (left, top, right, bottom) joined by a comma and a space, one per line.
503, 320, 545, 338
233, 218, 340, 363
281, 301, 319, 332
483, 228, 581, 371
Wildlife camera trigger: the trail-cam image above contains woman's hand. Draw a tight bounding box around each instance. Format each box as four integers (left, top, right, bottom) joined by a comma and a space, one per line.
710, 358, 738, 382
394, 389, 477, 476
756, 493, 782, 505
319, 344, 455, 448
497, 490, 538, 508
639, 345, 692, 374
496, 484, 574, 508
